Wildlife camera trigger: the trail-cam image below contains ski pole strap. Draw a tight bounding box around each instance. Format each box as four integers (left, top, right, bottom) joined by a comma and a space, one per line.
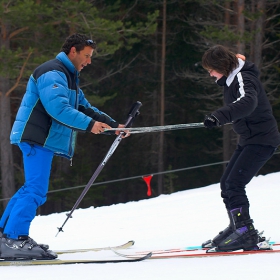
105, 122, 204, 134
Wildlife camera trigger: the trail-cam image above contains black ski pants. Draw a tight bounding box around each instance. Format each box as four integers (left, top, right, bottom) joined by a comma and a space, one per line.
221, 144, 276, 211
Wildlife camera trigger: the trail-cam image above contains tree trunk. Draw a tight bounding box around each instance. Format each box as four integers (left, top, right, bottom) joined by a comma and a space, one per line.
157, 0, 167, 195
0, 25, 15, 209
236, 0, 245, 52
0, 78, 15, 209
149, 31, 159, 196
222, 0, 241, 166
254, 0, 265, 68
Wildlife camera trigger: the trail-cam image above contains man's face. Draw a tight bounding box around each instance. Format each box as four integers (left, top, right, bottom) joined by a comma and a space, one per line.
69, 46, 94, 72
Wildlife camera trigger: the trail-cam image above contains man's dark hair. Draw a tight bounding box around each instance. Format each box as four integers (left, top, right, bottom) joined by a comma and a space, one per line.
202, 45, 239, 77
61, 33, 96, 55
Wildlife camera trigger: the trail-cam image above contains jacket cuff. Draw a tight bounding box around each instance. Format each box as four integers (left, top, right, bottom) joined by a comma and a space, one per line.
86, 120, 95, 132
211, 114, 221, 126
86, 120, 119, 133
110, 121, 119, 128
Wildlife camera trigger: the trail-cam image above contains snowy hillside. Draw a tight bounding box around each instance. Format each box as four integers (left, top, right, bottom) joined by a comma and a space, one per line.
1, 172, 280, 280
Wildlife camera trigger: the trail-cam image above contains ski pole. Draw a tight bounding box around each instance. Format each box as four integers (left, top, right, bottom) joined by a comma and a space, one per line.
105, 122, 204, 134
56, 101, 142, 236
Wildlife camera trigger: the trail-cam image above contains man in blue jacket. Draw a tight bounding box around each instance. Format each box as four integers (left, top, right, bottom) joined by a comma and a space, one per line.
0, 33, 126, 260
201, 45, 280, 252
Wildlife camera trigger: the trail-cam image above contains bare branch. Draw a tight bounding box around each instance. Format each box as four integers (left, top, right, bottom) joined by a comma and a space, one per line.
5, 51, 33, 97
97, 61, 134, 82
9, 27, 29, 40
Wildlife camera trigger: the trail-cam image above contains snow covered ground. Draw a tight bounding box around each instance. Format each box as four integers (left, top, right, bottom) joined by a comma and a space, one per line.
1, 172, 280, 280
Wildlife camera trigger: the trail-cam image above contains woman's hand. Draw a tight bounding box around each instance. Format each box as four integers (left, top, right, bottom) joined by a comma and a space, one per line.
116, 124, 130, 138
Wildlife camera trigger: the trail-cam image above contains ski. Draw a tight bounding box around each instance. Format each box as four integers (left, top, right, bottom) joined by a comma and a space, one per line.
0, 252, 152, 266
135, 241, 279, 255
148, 248, 280, 259
55, 240, 135, 254
112, 246, 280, 260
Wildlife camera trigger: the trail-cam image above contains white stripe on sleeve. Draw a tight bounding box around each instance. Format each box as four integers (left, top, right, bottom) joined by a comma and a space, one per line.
233, 72, 245, 103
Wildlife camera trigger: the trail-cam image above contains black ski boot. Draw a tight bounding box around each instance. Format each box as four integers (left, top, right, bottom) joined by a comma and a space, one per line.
0, 235, 57, 260
207, 207, 259, 252
0, 228, 49, 252
202, 211, 234, 248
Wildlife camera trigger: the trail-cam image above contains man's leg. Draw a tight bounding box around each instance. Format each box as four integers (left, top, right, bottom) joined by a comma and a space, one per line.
0, 187, 27, 230
2, 143, 54, 239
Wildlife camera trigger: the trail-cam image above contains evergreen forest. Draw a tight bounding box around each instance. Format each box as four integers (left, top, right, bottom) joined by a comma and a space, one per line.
1, 0, 280, 215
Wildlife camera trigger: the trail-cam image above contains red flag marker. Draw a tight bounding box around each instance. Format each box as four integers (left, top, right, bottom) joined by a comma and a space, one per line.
142, 175, 153, 196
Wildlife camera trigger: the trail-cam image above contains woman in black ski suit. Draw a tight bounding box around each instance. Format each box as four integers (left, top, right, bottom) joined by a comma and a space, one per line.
201, 45, 280, 252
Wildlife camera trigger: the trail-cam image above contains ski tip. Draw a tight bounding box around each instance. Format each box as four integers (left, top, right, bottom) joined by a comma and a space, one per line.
140, 252, 152, 261
133, 252, 152, 261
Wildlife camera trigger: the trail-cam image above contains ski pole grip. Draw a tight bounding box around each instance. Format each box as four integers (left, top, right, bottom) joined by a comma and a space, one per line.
125, 101, 142, 128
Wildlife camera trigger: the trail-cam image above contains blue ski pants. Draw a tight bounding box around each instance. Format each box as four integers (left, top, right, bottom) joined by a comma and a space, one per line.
221, 144, 276, 211
0, 143, 54, 239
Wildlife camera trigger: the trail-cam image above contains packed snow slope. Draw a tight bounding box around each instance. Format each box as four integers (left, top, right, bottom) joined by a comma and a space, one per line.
1, 172, 280, 280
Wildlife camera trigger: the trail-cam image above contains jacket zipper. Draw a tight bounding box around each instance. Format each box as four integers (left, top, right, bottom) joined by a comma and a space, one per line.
69, 72, 79, 166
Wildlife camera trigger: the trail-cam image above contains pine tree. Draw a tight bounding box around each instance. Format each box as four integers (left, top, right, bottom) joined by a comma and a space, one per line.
0, 0, 157, 211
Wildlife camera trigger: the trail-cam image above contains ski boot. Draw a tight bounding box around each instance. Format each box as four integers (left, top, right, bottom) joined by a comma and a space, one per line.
202, 211, 234, 248
0, 235, 57, 260
202, 210, 267, 249
207, 207, 262, 253
0, 228, 49, 252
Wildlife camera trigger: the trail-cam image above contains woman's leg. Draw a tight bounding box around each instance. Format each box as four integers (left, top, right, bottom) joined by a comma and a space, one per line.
224, 144, 276, 210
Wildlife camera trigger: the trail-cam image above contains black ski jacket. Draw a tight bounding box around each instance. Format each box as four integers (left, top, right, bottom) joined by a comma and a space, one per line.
213, 59, 280, 147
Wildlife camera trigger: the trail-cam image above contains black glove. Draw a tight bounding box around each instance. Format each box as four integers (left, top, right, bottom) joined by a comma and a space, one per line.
204, 114, 220, 129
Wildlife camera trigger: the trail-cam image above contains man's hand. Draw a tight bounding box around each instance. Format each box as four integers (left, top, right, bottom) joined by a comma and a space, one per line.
91, 121, 111, 134
116, 124, 130, 138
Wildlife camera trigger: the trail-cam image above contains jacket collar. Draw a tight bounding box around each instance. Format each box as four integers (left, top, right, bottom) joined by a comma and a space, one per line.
216, 75, 227, 86
226, 58, 245, 86
56, 52, 79, 76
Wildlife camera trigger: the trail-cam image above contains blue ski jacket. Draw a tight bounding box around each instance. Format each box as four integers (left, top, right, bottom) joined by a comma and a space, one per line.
10, 52, 119, 159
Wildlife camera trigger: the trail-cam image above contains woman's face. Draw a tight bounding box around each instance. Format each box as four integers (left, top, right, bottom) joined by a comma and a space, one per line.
208, 69, 224, 80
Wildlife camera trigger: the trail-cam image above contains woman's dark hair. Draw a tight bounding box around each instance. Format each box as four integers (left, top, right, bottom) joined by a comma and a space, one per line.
61, 33, 96, 55
202, 45, 239, 76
